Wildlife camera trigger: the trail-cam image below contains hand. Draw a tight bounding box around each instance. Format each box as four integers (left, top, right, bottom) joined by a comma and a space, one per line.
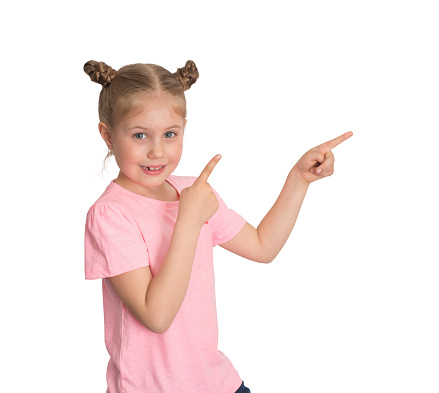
289, 131, 353, 185
177, 154, 222, 228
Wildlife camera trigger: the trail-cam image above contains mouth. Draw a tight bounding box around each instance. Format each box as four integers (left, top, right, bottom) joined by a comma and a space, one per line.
140, 165, 167, 175
140, 165, 166, 171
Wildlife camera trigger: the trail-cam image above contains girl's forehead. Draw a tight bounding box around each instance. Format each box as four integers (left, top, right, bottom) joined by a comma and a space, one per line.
123, 100, 185, 129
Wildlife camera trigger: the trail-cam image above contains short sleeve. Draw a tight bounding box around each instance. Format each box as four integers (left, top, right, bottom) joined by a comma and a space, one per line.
209, 185, 246, 247
84, 202, 150, 280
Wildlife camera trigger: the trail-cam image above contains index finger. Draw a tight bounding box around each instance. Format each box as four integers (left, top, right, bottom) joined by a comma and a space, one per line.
196, 154, 222, 183
320, 131, 353, 151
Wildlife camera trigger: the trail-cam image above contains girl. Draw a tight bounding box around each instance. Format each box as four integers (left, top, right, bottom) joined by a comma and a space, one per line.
83, 59, 353, 393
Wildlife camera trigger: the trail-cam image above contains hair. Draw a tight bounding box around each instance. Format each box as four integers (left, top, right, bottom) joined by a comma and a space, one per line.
83, 60, 199, 174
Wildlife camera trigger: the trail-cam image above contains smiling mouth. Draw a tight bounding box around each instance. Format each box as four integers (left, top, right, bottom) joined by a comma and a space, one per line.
140, 165, 166, 171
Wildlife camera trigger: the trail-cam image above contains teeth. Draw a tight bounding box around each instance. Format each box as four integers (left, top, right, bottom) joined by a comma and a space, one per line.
142, 165, 164, 171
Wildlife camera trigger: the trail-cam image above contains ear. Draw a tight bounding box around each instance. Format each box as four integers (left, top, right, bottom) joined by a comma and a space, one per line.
184, 119, 187, 128
98, 122, 113, 150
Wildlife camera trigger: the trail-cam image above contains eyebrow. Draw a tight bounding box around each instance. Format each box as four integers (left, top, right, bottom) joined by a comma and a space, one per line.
128, 125, 182, 131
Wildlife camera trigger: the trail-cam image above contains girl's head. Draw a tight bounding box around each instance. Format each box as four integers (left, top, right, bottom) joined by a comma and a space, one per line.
84, 60, 199, 197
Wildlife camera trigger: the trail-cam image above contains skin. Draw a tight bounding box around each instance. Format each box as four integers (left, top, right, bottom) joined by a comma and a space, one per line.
220, 131, 354, 264
289, 131, 354, 185
98, 94, 187, 201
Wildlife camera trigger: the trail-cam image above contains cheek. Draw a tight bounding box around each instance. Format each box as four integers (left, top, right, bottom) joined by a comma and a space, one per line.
118, 145, 143, 164
169, 152, 181, 163
169, 142, 183, 158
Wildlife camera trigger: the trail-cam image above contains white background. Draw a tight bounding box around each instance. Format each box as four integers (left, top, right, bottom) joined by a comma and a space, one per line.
1, 1, 438, 392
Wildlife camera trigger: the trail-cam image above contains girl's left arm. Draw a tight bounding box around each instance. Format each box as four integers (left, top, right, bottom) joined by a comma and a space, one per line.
220, 173, 309, 263
220, 131, 353, 263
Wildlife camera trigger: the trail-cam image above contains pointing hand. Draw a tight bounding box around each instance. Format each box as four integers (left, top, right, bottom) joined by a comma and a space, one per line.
178, 154, 222, 227
290, 131, 353, 185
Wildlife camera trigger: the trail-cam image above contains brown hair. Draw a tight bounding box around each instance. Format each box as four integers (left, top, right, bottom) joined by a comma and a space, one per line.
83, 60, 199, 173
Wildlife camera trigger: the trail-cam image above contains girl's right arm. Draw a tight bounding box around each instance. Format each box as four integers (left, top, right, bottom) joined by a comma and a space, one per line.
107, 154, 222, 334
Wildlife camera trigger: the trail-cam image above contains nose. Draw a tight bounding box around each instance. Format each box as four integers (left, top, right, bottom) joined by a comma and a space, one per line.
147, 139, 165, 160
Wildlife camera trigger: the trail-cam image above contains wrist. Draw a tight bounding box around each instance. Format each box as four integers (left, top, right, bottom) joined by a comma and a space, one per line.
288, 169, 311, 188
176, 214, 203, 232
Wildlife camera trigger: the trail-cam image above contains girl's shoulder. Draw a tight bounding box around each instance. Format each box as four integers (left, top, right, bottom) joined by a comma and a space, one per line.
86, 185, 125, 214
85, 182, 135, 227
85, 199, 133, 229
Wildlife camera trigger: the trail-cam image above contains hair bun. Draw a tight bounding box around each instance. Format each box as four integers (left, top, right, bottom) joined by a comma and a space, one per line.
174, 60, 199, 91
83, 60, 117, 87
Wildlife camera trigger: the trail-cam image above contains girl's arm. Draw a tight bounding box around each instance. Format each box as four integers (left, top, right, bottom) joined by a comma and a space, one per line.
220, 173, 309, 263
220, 132, 352, 263
144, 217, 202, 333
108, 217, 202, 334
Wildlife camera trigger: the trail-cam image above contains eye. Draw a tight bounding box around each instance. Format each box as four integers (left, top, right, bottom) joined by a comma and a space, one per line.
132, 131, 177, 140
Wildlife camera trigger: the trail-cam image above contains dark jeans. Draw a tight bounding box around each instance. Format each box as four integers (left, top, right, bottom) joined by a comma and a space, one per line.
234, 380, 251, 393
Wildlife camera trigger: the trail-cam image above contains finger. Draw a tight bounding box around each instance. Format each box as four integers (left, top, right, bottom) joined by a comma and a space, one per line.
196, 154, 222, 183
317, 151, 326, 164
309, 150, 326, 164
313, 151, 334, 174
320, 131, 353, 151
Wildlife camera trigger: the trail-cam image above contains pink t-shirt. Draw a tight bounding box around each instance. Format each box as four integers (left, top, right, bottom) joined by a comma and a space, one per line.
84, 175, 247, 393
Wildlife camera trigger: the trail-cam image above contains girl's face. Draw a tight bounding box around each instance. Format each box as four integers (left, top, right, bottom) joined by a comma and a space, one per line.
100, 95, 187, 199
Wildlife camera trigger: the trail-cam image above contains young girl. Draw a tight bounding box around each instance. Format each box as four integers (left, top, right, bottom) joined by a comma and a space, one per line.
83, 59, 353, 393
